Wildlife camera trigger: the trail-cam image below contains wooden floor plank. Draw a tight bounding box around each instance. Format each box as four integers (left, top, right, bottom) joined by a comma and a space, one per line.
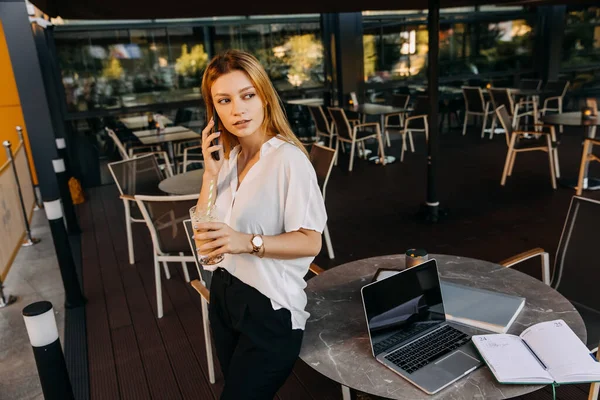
112, 325, 152, 400
99, 187, 186, 400
80, 196, 120, 400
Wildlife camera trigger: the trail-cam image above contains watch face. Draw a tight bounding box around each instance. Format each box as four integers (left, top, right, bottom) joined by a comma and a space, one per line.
252, 235, 263, 247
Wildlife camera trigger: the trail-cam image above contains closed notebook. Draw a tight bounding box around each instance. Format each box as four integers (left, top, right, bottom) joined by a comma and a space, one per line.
440, 281, 525, 333
472, 319, 600, 385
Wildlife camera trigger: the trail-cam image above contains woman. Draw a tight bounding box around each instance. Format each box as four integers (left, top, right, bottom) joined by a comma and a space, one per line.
194, 49, 327, 399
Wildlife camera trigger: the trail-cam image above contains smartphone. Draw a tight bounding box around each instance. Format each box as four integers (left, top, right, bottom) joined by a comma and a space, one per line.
211, 107, 221, 161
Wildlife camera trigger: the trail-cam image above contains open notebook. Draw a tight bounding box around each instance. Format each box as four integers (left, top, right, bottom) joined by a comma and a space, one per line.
473, 319, 600, 385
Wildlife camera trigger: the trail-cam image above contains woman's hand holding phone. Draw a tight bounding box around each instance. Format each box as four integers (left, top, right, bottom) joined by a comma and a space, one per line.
201, 118, 224, 177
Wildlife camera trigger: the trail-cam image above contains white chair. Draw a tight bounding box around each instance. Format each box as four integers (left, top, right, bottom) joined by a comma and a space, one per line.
495, 105, 558, 189
328, 107, 383, 172
107, 154, 166, 265
309, 144, 337, 259
106, 127, 174, 177
308, 105, 336, 148
135, 194, 198, 318
383, 94, 411, 147
462, 86, 494, 138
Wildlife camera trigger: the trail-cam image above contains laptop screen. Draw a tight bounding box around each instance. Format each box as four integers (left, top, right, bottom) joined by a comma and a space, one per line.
361, 259, 446, 355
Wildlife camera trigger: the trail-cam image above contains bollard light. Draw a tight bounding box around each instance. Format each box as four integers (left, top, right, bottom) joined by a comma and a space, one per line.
22, 301, 75, 400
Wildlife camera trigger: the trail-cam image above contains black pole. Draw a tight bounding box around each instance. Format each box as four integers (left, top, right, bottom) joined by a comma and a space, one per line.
53, 158, 81, 234
424, 0, 443, 223
22, 301, 75, 400
16, 126, 42, 209
44, 200, 86, 308
3, 140, 40, 246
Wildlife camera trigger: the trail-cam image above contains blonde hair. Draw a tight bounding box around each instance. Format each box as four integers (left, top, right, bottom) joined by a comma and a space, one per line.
201, 49, 309, 159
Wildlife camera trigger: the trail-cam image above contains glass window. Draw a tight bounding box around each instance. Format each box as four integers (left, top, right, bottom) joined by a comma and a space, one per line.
362, 13, 534, 85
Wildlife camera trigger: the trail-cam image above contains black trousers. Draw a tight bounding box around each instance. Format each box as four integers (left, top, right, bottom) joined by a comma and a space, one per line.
209, 268, 303, 400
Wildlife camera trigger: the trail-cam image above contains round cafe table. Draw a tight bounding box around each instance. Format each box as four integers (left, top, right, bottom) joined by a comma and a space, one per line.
300, 254, 586, 400
158, 169, 204, 195
541, 112, 600, 191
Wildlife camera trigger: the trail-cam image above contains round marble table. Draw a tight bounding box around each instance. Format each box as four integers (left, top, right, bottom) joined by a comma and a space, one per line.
158, 169, 204, 195
300, 254, 586, 400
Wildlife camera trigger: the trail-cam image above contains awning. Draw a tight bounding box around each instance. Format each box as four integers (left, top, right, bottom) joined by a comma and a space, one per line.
29, 0, 594, 20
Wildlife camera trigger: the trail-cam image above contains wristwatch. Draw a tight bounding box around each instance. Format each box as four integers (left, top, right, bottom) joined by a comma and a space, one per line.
251, 234, 264, 258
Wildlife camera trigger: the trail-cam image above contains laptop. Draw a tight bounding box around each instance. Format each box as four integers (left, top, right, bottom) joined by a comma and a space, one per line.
360, 258, 483, 394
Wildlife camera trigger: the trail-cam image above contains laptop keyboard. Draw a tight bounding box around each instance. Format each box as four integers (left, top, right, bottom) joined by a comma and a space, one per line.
373, 323, 433, 355
384, 325, 470, 374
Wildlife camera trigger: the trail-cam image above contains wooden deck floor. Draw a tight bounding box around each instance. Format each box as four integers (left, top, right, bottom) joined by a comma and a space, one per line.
78, 128, 600, 400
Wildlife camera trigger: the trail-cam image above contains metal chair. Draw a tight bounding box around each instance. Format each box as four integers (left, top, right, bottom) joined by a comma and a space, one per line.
494, 105, 558, 189
462, 86, 494, 138
540, 80, 570, 133
308, 105, 336, 148
183, 219, 216, 384
309, 144, 337, 259
383, 94, 411, 147
500, 196, 600, 350
385, 96, 429, 162
107, 154, 166, 265
576, 138, 600, 196
106, 127, 174, 177
134, 194, 198, 318
328, 107, 383, 172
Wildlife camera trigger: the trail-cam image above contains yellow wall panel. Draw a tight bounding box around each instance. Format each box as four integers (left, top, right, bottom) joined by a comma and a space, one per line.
0, 22, 37, 183
0, 23, 21, 108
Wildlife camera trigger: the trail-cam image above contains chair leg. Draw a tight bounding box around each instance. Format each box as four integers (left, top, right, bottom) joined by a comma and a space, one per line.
546, 137, 557, 190
349, 141, 356, 172
480, 112, 488, 139
401, 132, 407, 162
162, 261, 171, 280
576, 140, 591, 196
201, 295, 216, 384
324, 224, 335, 259
488, 115, 496, 140
508, 151, 517, 177
342, 385, 351, 400
334, 138, 340, 166
462, 112, 468, 136
408, 131, 415, 152
501, 135, 517, 186
553, 147, 561, 179
124, 199, 135, 265
180, 253, 190, 282
154, 255, 163, 318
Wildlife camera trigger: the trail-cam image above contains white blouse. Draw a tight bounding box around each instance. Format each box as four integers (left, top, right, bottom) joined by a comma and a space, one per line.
212, 135, 327, 330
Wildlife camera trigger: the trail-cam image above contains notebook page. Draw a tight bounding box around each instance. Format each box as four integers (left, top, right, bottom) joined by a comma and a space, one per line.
472, 334, 553, 383
520, 320, 600, 382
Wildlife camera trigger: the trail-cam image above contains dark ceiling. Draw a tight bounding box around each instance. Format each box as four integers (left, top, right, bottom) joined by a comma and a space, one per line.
29, 0, 592, 20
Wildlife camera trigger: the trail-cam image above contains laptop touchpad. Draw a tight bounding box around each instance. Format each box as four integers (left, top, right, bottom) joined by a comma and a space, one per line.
435, 351, 479, 372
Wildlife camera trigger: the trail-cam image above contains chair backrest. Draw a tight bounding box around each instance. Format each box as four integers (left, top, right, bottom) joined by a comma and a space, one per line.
309, 144, 336, 201
551, 196, 600, 313
183, 218, 212, 289
327, 107, 352, 141
519, 79, 542, 91
391, 94, 410, 109
494, 105, 514, 138
544, 80, 570, 97
135, 194, 199, 255
462, 87, 486, 113
106, 127, 130, 160
308, 105, 331, 136
107, 154, 165, 197
406, 96, 429, 130
489, 88, 514, 116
